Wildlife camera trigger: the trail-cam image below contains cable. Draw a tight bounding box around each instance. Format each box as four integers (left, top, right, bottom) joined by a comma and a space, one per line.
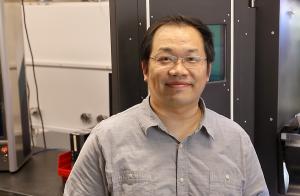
23, 2, 35, 148
21, 0, 47, 149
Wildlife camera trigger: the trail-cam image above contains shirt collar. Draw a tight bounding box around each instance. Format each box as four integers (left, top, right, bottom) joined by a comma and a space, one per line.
138, 96, 215, 140
139, 96, 167, 135
199, 98, 216, 140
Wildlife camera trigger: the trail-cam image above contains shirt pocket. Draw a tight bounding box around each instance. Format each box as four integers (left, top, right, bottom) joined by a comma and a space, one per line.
112, 170, 154, 196
209, 171, 243, 196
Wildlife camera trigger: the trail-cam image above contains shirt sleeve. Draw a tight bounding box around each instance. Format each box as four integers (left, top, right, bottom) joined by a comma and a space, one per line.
243, 136, 270, 196
64, 133, 109, 196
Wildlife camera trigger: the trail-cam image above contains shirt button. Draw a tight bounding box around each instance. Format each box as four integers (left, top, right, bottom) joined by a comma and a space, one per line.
179, 178, 184, 183
225, 174, 230, 181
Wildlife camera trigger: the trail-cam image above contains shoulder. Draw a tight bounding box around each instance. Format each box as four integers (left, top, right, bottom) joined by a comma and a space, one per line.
98, 103, 141, 127
205, 108, 250, 141
89, 102, 145, 144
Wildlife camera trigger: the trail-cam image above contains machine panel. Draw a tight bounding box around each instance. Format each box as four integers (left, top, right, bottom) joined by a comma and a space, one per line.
110, 0, 256, 138
149, 0, 231, 118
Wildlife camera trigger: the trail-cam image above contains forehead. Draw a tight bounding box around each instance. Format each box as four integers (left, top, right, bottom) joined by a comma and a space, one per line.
151, 24, 204, 54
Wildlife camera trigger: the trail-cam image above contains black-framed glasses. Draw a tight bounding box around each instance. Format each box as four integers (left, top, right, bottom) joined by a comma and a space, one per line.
150, 55, 207, 67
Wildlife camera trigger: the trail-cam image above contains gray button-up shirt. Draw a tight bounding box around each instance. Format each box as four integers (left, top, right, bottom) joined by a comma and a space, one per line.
64, 97, 269, 196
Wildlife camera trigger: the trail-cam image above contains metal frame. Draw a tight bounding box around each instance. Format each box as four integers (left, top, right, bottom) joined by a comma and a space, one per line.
234, 0, 256, 140
0, 0, 31, 172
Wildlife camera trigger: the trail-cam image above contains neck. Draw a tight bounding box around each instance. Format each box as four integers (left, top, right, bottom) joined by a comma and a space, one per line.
150, 97, 203, 141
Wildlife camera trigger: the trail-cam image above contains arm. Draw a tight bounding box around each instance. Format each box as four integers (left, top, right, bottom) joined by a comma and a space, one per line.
243, 137, 269, 196
64, 133, 109, 196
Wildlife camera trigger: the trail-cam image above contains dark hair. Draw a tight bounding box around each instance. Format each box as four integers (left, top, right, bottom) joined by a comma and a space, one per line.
140, 15, 215, 68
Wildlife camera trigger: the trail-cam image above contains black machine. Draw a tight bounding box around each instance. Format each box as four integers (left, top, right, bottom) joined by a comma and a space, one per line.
279, 114, 300, 192
109, 0, 256, 138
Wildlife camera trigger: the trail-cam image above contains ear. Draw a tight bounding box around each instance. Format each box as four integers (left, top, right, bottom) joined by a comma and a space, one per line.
141, 61, 149, 82
206, 63, 212, 82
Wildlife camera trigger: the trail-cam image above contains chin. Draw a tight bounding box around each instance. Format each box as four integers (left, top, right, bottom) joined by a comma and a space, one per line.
166, 96, 196, 106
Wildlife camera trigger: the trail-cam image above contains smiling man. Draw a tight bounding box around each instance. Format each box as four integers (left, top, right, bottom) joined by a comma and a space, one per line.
64, 16, 269, 196
142, 23, 211, 141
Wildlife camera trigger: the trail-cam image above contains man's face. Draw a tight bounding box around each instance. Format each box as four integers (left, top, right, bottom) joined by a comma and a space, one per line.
142, 24, 211, 109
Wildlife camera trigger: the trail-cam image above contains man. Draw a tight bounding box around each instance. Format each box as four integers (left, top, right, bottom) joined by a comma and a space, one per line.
64, 15, 269, 196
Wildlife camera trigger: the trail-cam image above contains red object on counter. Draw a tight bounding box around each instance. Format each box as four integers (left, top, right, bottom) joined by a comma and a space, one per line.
1, 145, 8, 154
57, 151, 72, 182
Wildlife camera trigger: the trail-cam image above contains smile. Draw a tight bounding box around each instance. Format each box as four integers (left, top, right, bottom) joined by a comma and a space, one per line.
165, 81, 192, 88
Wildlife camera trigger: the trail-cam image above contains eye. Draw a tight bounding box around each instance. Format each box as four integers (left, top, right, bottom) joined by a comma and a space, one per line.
185, 56, 200, 63
156, 56, 174, 64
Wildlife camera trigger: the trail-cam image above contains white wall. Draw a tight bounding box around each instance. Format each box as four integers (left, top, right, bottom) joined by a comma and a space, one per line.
23, 1, 111, 68
22, 1, 111, 148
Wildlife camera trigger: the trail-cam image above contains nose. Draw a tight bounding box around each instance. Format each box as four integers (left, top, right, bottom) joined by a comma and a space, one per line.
168, 58, 189, 76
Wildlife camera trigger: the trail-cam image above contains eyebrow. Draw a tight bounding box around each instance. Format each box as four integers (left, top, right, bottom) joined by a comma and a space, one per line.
157, 47, 173, 53
157, 47, 200, 53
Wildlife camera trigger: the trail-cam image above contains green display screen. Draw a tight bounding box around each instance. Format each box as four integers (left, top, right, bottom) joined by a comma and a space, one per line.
208, 25, 225, 82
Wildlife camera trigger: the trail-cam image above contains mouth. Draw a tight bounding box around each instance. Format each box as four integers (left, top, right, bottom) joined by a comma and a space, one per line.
165, 81, 192, 88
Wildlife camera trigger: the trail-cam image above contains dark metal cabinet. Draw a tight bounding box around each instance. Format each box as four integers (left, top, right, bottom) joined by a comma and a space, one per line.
255, 0, 300, 194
